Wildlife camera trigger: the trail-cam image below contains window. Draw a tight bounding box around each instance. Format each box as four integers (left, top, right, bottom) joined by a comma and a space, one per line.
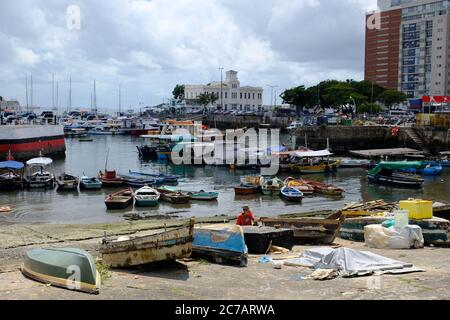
253, 93, 255, 99
225, 92, 228, 99
240, 93, 242, 99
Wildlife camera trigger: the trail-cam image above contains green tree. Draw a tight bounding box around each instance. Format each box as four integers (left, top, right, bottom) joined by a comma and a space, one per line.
172, 85, 185, 100
197, 93, 218, 114
280, 85, 313, 116
376, 90, 407, 109
357, 103, 382, 114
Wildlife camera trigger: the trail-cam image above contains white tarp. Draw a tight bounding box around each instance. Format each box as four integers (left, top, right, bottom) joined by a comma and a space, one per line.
292, 149, 333, 158
26, 157, 53, 166
284, 247, 417, 277
364, 225, 424, 249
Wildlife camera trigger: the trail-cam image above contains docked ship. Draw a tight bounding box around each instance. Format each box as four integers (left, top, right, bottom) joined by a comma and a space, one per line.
0, 125, 66, 161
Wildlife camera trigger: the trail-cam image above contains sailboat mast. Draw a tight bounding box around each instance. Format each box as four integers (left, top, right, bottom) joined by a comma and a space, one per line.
68, 76, 72, 113
30, 75, 33, 112
52, 74, 55, 111
94, 80, 97, 113
56, 81, 59, 112
119, 85, 121, 115
25, 76, 29, 112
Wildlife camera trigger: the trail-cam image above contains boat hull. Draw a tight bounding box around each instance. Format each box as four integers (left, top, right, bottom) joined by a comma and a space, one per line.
368, 174, 423, 188
289, 161, 340, 174
192, 224, 248, 267
234, 186, 258, 195
261, 212, 345, 245
105, 198, 133, 210
21, 248, 100, 294
135, 199, 159, 207
100, 220, 195, 268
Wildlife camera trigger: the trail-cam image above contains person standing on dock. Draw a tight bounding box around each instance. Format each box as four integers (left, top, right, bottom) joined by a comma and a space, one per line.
236, 206, 257, 226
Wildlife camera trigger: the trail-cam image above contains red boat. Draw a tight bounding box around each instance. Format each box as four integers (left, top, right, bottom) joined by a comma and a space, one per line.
234, 184, 258, 195
98, 170, 124, 187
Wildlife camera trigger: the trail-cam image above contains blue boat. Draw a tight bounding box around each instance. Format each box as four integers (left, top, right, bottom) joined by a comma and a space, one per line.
422, 162, 443, 175
193, 224, 248, 267
80, 176, 103, 190
120, 174, 165, 187
280, 186, 304, 202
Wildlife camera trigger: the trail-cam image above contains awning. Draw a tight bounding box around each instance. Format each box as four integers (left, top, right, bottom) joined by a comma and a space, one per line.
292, 149, 333, 158
26, 157, 53, 166
369, 161, 423, 176
0, 161, 24, 170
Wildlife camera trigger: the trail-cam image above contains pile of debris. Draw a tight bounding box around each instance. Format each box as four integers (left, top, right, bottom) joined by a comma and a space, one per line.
341, 200, 398, 217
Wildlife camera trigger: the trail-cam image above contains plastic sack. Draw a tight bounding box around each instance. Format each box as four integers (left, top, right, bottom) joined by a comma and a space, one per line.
364, 224, 424, 249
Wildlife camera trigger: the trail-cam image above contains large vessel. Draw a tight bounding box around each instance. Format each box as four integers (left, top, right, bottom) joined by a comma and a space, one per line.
0, 125, 66, 160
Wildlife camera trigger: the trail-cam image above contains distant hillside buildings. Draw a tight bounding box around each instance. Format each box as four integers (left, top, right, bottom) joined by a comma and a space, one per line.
184, 70, 264, 111
365, 0, 450, 99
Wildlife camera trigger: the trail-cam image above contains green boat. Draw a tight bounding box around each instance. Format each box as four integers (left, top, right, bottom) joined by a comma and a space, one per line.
21, 248, 100, 294
160, 185, 219, 201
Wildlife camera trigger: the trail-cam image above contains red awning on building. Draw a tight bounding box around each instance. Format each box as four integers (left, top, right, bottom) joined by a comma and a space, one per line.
422, 96, 450, 103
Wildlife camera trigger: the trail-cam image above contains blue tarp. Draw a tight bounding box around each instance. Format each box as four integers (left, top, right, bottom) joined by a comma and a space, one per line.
0, 161, 24, 170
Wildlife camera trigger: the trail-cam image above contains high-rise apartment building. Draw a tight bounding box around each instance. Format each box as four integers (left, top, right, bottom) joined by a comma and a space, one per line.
365, 0, 450, 99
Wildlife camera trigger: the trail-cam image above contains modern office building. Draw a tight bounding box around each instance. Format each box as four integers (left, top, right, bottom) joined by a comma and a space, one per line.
365, 0, 450, 98
184, 70, 264, 111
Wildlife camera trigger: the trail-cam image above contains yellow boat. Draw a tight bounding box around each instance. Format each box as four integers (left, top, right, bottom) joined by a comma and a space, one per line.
289, 160, 341, 174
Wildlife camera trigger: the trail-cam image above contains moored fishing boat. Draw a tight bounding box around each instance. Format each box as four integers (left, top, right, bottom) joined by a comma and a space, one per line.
98, 170, 124, 187
56, 173, 79, 191
100, 219, 195, 268
23, 156, 55, 189
121, 174, 163, 188
0, 160, 24, 190
422, 162, 443, 176
287, 149, 341, 174
80, 176, 102, 190
21, 248, 100, 294
105, 188, 134, 209
261, 211, 345, 245
301, 179, 345, 196
156, 188, 191, 204
280, 187, 304, 202
283, 177, 314, 195
192, 224, 248, 267
261, 177, 284, 196
368, 161, 424, 188
234, 184, 258, 195
134, 185, 160, 207
339, 158, 371, 168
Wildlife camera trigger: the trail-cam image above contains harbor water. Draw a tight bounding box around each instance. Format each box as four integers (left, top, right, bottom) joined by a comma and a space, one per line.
1, 135, 449, 224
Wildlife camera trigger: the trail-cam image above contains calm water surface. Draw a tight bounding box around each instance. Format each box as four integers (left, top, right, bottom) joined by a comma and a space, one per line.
1, 135, 449, 224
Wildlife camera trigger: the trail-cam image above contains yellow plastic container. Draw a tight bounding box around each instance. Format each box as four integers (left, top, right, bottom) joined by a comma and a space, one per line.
399, 199, 433, 220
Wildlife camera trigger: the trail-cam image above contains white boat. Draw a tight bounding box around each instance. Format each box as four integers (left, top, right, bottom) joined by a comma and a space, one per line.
134, 185, 160, 207
287, 121, 303, 130
339, 158, 371, 168
24, 157, 55, 189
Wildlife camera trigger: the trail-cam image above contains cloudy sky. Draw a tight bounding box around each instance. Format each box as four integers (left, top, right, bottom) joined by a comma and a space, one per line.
0, 0, 378, 112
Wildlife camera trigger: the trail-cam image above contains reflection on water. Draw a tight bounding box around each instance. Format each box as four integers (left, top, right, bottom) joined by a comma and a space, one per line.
1, 135, 449, 224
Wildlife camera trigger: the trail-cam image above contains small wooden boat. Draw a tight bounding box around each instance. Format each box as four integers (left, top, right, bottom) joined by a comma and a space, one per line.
0, 206, 12, 213
193, 224, 248, 267
261, 211, 345, 245
301, 179, 345, 196
134, 185, 160, 207
56, 173, 79, 191
240, 175, 264, 189
261, 178, 284, 196
339, 158, 371, 168
283, 177, 314, 195
105, 188, 134, 209
98, 170, 124, 187
0, 160, 24, 190
80, 176, 102, 190
122, 175, 162, 188
100, 219, 195, 268
288, 160, 341, 174
21, 248, 100, 294
242, 226, 294, 254
234, 184, 258, 195
156, 188, 191, 204
280, 187, 304, 202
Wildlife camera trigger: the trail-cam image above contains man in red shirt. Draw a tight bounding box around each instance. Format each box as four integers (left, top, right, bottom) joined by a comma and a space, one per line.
236, 206, 257, 226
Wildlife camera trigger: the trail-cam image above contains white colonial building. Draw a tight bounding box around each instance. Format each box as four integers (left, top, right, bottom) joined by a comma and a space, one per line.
184, 70, 264, 111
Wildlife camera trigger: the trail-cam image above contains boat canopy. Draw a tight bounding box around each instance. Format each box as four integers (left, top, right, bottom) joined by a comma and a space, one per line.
26, 157, 53, 166
140, 134, 197, 142
369, 161, 423, 176
0, 161, 24, 170
292, 149, 333, 158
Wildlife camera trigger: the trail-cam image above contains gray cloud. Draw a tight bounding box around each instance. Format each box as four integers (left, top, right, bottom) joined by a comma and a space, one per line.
0, 0, 377, 111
